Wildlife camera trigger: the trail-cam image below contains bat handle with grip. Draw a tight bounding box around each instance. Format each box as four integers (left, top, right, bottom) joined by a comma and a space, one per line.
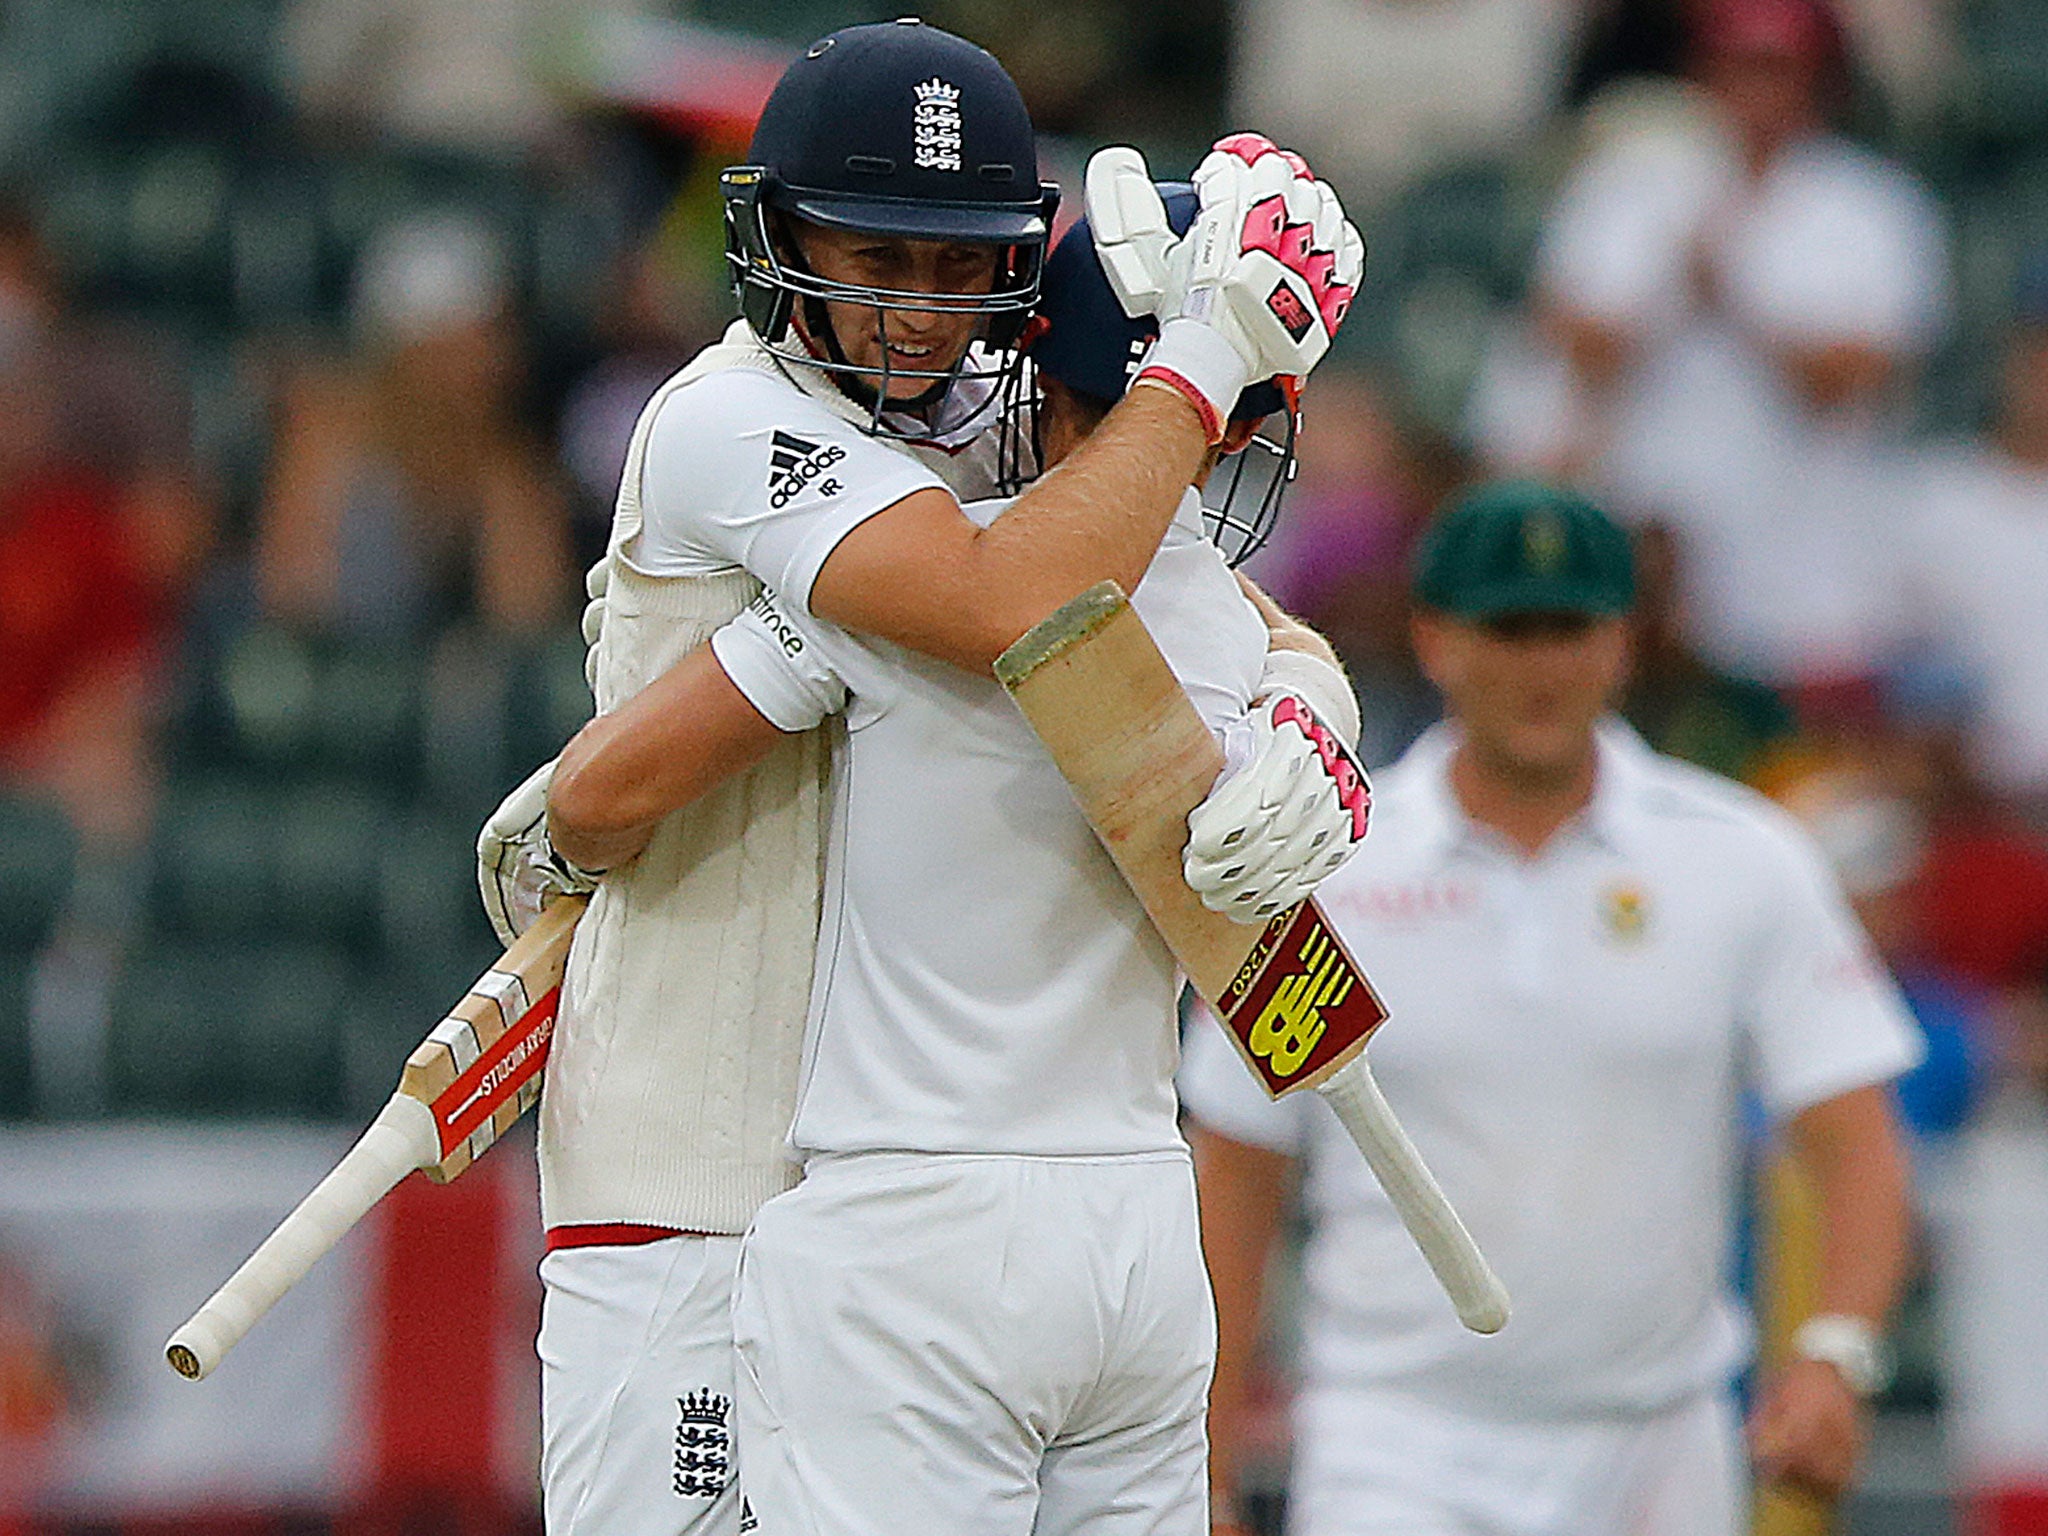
164, 1093, 439, 1381
1317, 1057, 1511, 1335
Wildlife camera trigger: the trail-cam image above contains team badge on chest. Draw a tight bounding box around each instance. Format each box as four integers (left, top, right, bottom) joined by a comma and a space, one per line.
1597, 881, 1650, 944
914, 77, 963, 171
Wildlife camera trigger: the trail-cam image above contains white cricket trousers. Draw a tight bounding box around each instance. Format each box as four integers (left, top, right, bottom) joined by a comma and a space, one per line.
1287, 1383, 1746, 1536
730, 1150, 1216, 1536
538, 1234, 749, 1536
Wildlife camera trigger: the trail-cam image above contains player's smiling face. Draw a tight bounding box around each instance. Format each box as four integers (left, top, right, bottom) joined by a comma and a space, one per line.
1413, 611, 1631, 783
793, 223, 1000, 399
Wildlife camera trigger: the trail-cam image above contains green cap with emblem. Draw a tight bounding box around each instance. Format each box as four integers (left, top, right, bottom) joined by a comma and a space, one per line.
1412, 479, 1636, 619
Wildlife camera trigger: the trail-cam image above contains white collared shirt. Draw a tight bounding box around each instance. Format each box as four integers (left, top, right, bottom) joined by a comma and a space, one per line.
1179, 720, 1922, 1418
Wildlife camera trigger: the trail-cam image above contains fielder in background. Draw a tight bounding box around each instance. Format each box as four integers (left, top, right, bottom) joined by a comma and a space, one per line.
1181, 481, 1923, 1536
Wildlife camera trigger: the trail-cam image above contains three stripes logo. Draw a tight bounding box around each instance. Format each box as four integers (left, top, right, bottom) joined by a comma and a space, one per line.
768, 430, 847, 509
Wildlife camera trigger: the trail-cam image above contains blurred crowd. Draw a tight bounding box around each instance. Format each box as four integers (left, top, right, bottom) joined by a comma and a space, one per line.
3, 0, 2048, 1509
1232, 0, 2048, 1518
1246, 0, 2048, 1170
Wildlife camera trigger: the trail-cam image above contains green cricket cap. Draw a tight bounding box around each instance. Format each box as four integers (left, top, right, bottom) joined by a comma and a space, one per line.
1412, 479, 1636, 618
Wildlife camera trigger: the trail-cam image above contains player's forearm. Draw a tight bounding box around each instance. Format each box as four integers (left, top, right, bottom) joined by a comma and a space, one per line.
1787, 1084, 1914, 1324
548, 643, 785, 871
976, 382, 1210, 612
812, 386, 1209, 673
1190, 1126, 1293, 1508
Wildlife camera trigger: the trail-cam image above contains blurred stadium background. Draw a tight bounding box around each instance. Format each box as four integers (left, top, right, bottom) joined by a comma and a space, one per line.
3, 0, 2048, 1532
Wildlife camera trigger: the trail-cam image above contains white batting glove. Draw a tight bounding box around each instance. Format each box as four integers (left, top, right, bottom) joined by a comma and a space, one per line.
477, 758, 602, 948
1186, 691, 1372, 923
1087, 134, 1364, 439
581, 556, 610, 695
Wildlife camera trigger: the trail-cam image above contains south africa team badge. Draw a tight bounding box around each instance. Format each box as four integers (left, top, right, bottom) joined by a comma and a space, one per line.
1599, 882, 1650, 944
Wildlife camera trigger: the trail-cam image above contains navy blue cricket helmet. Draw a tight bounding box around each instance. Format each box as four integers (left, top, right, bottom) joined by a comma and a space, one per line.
1009, 183, 1299, 565
721, 19, 1059, 437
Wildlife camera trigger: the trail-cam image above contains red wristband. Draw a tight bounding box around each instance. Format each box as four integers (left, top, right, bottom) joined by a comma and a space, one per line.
1134, 366, 1225, 443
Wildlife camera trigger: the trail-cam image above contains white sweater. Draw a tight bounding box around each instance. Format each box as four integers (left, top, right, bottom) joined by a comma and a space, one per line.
537, 325, 1000, 1232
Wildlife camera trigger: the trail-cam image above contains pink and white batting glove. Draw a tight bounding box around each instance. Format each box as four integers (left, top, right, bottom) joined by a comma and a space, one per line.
1186, 653, 1371, 922
1086, 134, 1364, 441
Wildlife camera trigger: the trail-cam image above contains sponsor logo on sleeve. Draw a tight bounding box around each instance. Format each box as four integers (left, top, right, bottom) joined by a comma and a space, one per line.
767, 430, 846, 508
746, 588, 807, 657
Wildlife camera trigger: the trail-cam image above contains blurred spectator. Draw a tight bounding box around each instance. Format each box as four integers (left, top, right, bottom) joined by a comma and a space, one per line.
1245, 369, 1458, 764
1232, 0, 1585, 209
0, 198, 210, 848
280, 0, 659, 159
1622, 522, 1795, 782
1468, 0, 1948, 691
1776, 757, 1990, 1143
1905, 268, 2048, 813
1567, 0, 1957, 128
0, 195, 214, 1116
556, 218, 724, 567
256, 211, 572, 638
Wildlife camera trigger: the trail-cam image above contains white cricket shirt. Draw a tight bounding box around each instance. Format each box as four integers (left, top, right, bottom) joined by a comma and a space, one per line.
542, 329, 1008, 1233
1179, 721, 1923, 1417
626, 365, 950, 607
712, 490, 1267, 1157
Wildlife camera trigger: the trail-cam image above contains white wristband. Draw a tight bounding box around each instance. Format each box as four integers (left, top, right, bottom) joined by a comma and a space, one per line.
1791, 1314, 1892, 1397
1259, 648, 1361, 749
1137, 318, 1250, 443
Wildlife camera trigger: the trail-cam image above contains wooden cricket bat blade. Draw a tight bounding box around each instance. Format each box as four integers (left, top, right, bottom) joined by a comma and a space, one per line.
165, 895, 586, 1381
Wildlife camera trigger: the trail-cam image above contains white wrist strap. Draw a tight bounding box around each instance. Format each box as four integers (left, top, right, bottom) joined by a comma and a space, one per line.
1137, 318, 1249, 443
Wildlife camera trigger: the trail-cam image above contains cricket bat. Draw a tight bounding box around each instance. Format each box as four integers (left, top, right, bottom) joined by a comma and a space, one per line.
996, 582, 1509, 1335
165, 894, 587, 1382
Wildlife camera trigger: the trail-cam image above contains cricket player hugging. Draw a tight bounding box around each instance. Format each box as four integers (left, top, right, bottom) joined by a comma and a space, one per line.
475, 18, 1367, 1536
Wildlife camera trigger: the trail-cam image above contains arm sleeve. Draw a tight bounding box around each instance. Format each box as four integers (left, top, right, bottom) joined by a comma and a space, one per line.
1178, 1001, 1315, 1155
708, 590, 850, 733
1743, 815, 1927, 1119
633, 373, 948, 614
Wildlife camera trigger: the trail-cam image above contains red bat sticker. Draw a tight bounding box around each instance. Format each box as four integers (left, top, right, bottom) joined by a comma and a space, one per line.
431, 987, 561, 1156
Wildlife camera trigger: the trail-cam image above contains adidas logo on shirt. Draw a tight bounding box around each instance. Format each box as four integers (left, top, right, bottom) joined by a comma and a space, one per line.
768, 430, 847, 508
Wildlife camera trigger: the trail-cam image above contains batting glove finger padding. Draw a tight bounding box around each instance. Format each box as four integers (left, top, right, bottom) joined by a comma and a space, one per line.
1185, 692, 1372, 922
1119, 133, 1365, 440
581, 557, 611, 694
476, 758, 601, 948
1085, 146, 1175, 321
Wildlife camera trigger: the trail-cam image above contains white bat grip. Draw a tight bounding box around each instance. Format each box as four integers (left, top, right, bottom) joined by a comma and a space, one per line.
165, 1094, 438, 1380
1317, 1058, 1511, 1335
